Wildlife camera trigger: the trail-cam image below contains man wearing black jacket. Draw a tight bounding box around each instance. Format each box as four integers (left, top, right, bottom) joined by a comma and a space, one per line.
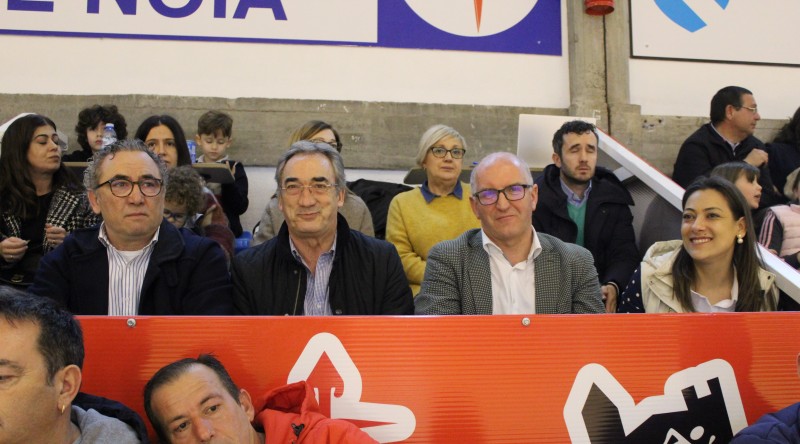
533, 120, 638, 313
232, 141, 413, 316
672, 85, 785, 209
29, 140, 233, 316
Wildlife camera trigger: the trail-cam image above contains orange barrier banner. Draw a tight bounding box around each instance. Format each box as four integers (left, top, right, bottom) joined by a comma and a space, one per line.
79, 314, 800, 443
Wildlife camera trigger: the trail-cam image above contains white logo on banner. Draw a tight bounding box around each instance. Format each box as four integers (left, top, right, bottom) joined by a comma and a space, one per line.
563, 360, 748, 443
288, 333, 416, 443
405, 0, 538, 37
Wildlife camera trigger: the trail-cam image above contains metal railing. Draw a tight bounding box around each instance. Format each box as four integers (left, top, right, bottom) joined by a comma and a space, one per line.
597, 129, 800, 302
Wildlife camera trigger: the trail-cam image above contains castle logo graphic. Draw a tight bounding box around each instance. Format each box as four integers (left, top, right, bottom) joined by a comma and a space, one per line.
564, 359, 747, 443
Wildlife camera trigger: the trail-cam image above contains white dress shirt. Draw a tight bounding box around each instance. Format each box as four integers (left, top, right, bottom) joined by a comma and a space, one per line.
482, 227, 542, 314
99, 223, 159, 316
691, 270, 739, 313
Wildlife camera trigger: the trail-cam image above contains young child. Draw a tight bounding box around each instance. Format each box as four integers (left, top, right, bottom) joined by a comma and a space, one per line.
164, 166, 234, 263
760, 167, 800, 269
195, 110, 249, 237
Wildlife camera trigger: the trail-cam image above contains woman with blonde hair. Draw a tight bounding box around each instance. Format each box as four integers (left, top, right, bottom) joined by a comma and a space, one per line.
386, 124, 481, 296
253, 120, 373, 245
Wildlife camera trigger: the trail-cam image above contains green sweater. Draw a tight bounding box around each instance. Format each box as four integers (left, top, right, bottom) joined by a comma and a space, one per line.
566, 202, 587, 247
386, 184, 481, 296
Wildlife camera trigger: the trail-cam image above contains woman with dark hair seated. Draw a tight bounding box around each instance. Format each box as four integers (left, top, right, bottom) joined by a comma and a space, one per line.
135, 115, 233, 259
63, 104, 128, 162
0, 114, 99, 287
134, 115, 192, 170
619, 176, 778, 313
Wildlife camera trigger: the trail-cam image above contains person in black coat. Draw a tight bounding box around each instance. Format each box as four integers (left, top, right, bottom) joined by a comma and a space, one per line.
533, 120, 638, 313
766, 105, 800, 196
672, 85, 785, 209
29, 140, 232, 315
232, 141, 413, 316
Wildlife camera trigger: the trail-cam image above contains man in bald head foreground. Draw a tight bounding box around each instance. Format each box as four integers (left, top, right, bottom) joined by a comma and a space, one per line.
415, 152, 604, 315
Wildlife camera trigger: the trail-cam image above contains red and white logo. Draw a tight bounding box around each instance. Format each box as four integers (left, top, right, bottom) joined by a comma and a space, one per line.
405, 0, 539, 36
288, 333, 416, 443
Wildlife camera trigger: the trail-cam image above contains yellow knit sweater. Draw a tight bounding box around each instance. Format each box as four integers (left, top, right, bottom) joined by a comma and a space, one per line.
386, 184, 481, 296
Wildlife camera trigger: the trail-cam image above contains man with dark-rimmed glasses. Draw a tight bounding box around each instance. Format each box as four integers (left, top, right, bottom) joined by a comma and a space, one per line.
29, 139, 233, 315
415, 152, 604, 315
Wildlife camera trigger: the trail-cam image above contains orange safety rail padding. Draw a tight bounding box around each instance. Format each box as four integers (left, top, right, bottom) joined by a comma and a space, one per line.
79, 314, 800, 443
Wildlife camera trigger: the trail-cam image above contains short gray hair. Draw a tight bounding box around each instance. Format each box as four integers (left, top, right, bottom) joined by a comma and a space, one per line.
83, 139, 167, 190
414, 124, 467, 167
470, 152, 532, 192
274, 141, 346, 192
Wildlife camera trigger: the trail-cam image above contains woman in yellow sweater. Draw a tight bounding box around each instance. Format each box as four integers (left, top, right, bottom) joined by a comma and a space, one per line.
386, 124, 481, 295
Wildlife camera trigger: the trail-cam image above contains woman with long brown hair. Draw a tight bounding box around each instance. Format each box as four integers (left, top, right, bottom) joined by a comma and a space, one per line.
619, 176, 777, 313
0, 114, 99, 287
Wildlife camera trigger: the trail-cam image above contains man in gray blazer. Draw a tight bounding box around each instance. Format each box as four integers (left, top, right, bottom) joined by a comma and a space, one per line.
415, 152, 604, 315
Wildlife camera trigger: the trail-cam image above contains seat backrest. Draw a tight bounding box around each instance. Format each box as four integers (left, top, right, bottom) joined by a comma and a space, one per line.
638, 194, 682, 257
347, 179, 413, 240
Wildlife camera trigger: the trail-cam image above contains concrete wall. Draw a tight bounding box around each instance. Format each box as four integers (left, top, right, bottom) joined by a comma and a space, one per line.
0, 94, 562, 169
597, 3, 797, 175
637, 116, 784, 177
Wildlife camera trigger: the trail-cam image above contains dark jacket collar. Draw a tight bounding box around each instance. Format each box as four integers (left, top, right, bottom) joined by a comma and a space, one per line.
540, 163, 634, 206
72, 218, 184, 259
701, 122, 761, 152
274, 213, 352, 263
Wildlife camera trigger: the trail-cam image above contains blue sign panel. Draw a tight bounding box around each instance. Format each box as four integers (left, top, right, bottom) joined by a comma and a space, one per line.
0, 0, 561, 56
377, 1, 561, 55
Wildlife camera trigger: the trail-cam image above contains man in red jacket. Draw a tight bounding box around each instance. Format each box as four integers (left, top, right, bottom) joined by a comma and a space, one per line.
144, 354, 377, 443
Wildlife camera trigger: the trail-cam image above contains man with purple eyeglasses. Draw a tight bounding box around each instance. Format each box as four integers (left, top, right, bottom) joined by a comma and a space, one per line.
415, 152, 604, 315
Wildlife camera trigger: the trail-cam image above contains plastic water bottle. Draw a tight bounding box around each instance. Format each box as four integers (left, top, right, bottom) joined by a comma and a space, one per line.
187, 140, 197, 163
102, 123, 117, 149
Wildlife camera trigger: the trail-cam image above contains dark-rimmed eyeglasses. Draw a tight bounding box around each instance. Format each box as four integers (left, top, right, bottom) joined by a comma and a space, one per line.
739, 105, 758, 114
280, 183, 338, 197
96, 178, 163, 197
473, 184, 532, 205
309, 138, 343, 151
429, 146, 466, 159
163, 209, 189, 225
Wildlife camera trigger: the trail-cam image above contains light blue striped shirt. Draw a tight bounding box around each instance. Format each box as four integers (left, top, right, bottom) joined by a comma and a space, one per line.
559, 177, 592, 208
290, 236, 336, 316
710, 123, 741, 153
98, 223, 159, 316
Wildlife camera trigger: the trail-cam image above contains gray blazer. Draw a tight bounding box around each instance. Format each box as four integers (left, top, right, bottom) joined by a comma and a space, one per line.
415, 229, 604, 315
